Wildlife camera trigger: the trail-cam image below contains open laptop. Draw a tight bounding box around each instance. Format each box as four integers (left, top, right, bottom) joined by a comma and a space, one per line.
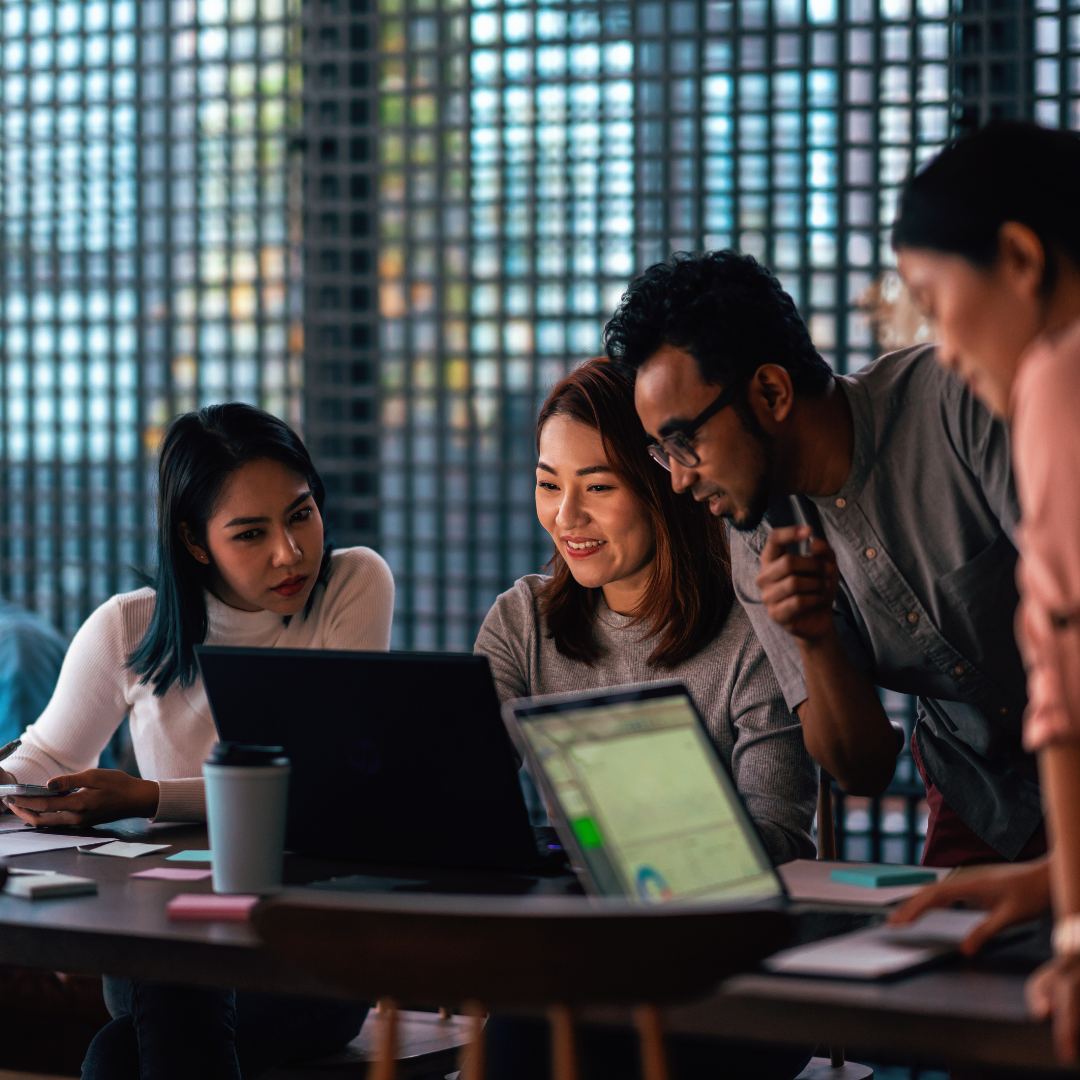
195, 645, 541, 869
504, 680, 1008, 979
502, 680, 784, 905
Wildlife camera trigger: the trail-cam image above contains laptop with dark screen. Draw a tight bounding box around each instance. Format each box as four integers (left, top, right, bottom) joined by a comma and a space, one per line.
195, 645, 539, 869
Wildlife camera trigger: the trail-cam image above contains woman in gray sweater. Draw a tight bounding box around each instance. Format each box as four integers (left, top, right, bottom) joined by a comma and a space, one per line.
475, 357, 817, 865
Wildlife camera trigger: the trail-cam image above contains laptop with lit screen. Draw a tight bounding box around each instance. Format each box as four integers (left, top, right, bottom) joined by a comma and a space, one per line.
503, 681, 784, 905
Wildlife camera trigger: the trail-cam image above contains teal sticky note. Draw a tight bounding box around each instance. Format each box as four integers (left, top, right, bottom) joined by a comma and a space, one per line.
830, 866, 937, 888
167, 850, 212, 863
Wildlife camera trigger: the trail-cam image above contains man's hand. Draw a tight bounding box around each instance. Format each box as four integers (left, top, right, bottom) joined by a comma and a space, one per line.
2, 769, 160, 827
889, 858, 1051, 955
1028, 954, 1080, 1061
757, 526, 840, 641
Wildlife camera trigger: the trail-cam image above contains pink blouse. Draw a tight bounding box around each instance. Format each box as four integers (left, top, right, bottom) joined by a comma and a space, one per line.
1013, 318, 1080, 750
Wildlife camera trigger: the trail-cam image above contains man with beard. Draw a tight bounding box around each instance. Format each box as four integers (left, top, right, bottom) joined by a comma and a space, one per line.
605, 250, 1043, 868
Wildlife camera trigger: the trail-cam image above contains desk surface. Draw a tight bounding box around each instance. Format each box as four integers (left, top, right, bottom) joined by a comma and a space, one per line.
0, 817, 579, 997
570, 941, 1072, 1072
1, 820, 1070, 1072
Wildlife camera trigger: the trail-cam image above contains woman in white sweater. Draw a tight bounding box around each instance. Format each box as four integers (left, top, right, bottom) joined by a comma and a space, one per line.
1, 403, 393, 1080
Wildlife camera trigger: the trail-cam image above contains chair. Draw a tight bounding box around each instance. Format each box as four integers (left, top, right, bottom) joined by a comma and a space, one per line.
264, 1007, 474, 1078
253, 890, 792, 1080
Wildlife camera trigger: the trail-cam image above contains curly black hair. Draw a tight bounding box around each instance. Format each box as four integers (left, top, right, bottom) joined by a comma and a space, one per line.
603, 250, 833, 397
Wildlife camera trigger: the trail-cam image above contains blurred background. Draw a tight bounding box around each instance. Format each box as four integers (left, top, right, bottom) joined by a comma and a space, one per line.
0, 0, 1074, 857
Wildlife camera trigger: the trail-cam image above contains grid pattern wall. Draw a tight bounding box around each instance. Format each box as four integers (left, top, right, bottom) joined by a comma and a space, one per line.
300, 0, 380, 549
0, 0, 142, 632
360, 0, 966, 651
140, 0, 305, 439
1030, 0, 1080, 129
0, 0, 303, 634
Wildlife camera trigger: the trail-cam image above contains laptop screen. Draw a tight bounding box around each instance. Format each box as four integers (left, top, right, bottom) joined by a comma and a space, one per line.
512, 685, 783, 904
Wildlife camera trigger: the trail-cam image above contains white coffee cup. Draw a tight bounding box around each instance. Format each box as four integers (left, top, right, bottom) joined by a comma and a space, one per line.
203, 743, 290, 895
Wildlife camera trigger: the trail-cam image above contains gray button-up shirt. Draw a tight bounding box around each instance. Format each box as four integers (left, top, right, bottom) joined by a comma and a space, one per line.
730, 344, 1040, 859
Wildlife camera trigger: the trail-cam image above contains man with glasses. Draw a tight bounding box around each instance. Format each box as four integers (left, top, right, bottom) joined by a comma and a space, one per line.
605, 250, 1043, 868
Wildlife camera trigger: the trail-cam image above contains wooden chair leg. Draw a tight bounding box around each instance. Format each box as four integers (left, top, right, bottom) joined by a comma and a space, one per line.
369, 998, 399, 1080
549, 1004, 578, 1080
633, 1005, 670, 1080
458, 1000, 486, 1080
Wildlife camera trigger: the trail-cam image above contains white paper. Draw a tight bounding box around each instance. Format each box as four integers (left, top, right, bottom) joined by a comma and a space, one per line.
0, 833, 105, 857
77, 841, 171, 858
883, 907, 988, 945
764, 908, 989, 980
778, 859, 951, 907
0, 817, 34, 834
767, 935, 939, 978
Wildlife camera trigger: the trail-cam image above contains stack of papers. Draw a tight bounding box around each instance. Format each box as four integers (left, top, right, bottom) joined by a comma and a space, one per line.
3, 872, 97, 899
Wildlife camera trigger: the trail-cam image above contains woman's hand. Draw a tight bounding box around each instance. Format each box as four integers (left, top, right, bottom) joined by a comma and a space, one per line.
2, 769, 160, 827
888, 857, 1052, 955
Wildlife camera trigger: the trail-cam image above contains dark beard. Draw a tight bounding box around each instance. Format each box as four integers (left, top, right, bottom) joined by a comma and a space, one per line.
724, 403, 776, 533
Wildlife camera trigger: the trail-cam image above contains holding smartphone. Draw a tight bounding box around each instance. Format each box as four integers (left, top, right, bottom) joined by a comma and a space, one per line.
769, 494, 820, 556
0, 784, 76, 798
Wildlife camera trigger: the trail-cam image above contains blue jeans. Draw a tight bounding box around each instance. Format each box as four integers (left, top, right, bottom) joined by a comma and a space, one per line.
82, 976, 367, 1080
485, 1015, 814, 1080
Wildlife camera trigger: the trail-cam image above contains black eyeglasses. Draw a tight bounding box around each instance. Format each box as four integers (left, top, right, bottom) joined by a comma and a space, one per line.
646, 382, 743, 472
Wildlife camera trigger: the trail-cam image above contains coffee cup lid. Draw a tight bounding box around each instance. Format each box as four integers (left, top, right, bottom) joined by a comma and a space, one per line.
206, 743, 289, 767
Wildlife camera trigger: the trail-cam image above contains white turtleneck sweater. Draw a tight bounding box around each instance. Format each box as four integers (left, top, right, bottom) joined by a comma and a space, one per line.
4, 547, 394, 822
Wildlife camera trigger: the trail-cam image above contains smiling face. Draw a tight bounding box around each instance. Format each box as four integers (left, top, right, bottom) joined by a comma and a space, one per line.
897, 231, 1047, 417
634, 344, 776, 531
181, 457, 324, 616
535, 414, 656, 610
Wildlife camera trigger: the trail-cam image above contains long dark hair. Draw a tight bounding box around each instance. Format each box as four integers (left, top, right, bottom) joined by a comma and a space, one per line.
127, 403, 331, 696
536, 358, 733, 669
892, 122, 1080, 294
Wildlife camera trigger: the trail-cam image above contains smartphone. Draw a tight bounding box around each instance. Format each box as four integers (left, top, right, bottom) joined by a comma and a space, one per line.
0, 784, 75, 798
769, 495, 819, 556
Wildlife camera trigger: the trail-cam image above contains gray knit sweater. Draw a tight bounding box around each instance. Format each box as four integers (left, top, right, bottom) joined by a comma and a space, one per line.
474, 575, 818, 863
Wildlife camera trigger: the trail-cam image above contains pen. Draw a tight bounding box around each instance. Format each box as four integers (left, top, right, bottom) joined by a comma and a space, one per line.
0, 739, 21, 764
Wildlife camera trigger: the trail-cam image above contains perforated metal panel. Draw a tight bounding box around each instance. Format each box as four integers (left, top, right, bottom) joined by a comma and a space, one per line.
0, 0, 302, 633
353, 0, 957, 651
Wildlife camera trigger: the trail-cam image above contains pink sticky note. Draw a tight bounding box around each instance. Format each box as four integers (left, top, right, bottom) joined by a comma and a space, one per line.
167, 893, 259, 922
131, 867, 213, 882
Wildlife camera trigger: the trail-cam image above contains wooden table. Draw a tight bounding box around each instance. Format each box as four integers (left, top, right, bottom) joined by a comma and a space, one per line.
0, 817, 580, 997
561, 931, 1075, 1073
3, 817, 1074, 1073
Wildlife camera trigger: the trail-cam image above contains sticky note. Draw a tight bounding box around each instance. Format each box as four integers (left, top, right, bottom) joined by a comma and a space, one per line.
830, 866, 937, 888
78, 841, 171, 858
131, 867, 213, 882
166, 850, 212, 863
167, 893, 258, 922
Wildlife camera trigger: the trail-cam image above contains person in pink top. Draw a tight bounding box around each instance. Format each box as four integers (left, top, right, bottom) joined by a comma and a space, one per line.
885, 122, 1080, 1061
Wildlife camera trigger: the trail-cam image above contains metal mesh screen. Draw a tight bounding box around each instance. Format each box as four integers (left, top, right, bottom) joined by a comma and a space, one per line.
0, 0, 303, 634
356, 0, 971, 652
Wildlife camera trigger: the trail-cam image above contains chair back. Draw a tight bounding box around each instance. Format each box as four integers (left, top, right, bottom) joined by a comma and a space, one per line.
253, 890, 790, 1007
